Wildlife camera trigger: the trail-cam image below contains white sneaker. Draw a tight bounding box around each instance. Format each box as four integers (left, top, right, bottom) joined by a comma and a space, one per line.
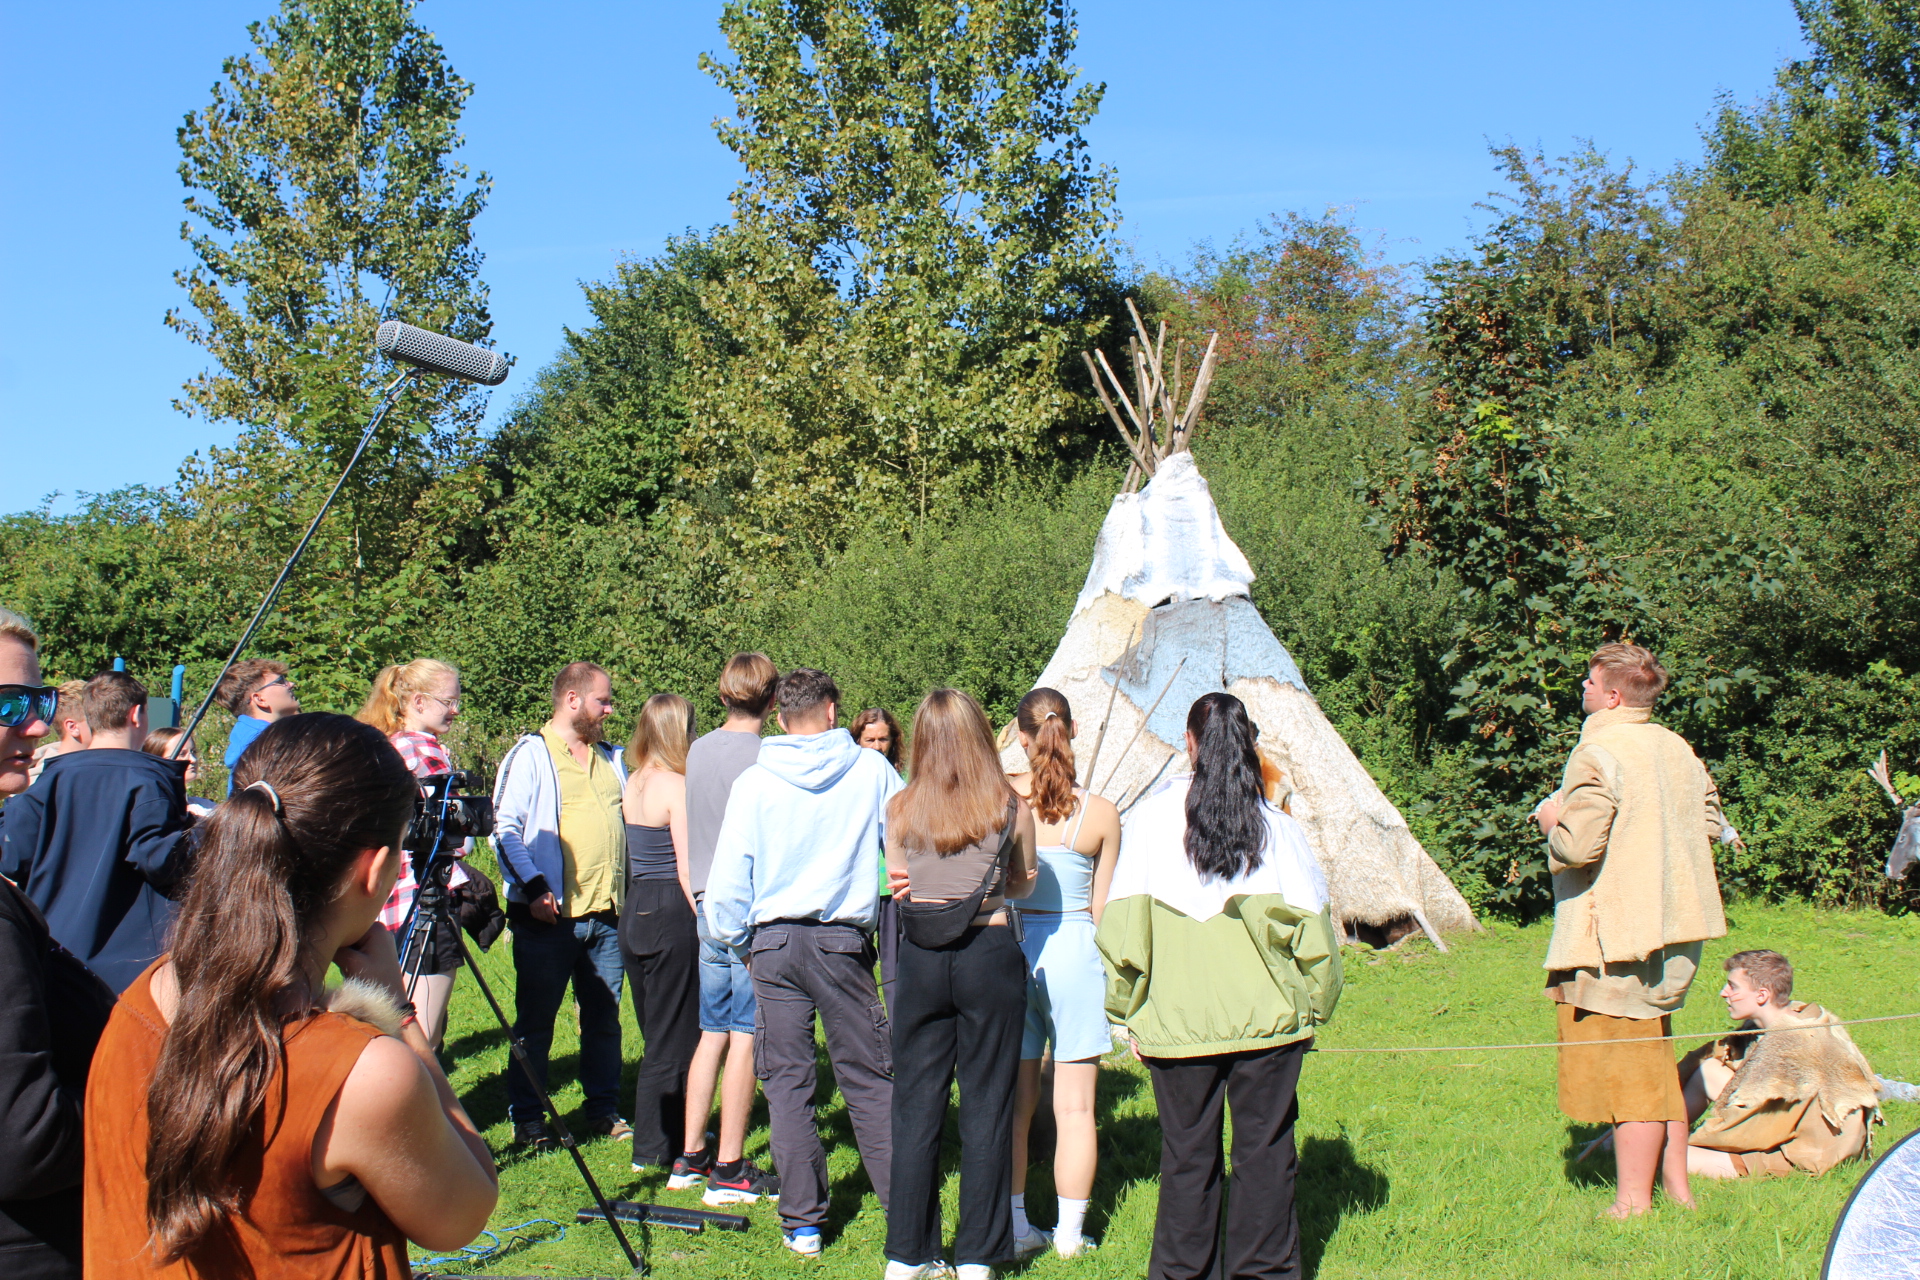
783, 1228, 823, 1258
883, 1262, 955, 1280
1054, 1234, 1098, 1259
1012, 1224, 1050, 1258
956, 1266, 994, 1280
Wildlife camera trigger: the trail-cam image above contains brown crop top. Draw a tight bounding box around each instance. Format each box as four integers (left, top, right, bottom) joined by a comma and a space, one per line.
903, 801, 1018, 904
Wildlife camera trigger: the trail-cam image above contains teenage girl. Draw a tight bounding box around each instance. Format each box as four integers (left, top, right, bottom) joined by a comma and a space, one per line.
1006, 688, 1120, 1259
619, 694, 703, 1174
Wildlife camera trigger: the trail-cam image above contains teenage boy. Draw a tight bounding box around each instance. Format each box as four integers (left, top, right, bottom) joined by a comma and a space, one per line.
668, 653, 780, 1203
706, 668, 903, 1258
0, 672, 194, 991
1535, 642, 1728, 1218
492, 661, 631, 1149
26, 680, 88, 784
214, 658, 301, 786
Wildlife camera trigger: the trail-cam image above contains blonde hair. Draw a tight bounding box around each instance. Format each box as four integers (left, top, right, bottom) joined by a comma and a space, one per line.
628, 693, 697, 774
1588, 642, 1669, 707
356, 659, 458, 735
888, 688, 1016, 854
0, 607, 38, 651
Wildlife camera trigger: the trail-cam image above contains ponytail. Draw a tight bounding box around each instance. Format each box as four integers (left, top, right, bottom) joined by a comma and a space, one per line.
1016, 687, 1077, 824
145, 714, 416, 1262
355, 658, 458, 736
1183, 692, 1267, 880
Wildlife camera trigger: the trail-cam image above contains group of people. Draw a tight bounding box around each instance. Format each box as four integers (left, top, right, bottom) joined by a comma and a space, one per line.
0, 608, 1890, 1280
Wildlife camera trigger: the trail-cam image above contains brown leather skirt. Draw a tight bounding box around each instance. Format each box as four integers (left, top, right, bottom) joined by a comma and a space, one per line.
1555, 1003, 1687, 1123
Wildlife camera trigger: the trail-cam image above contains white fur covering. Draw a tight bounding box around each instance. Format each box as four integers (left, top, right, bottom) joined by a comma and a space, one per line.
321, 978, 406, 1036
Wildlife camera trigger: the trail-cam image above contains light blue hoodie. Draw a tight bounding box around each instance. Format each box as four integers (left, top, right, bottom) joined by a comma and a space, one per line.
704, 727, 904, 953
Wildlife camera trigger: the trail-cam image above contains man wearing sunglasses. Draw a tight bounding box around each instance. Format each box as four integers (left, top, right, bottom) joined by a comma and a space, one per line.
213, 659, 301, 791
0, 612, 56, 797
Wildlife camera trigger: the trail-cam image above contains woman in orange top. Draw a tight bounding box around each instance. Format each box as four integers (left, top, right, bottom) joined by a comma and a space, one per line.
84, 713, 497, 1277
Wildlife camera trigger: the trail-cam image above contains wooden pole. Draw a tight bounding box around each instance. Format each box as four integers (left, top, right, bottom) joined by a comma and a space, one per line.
1078, 620, 1139, 789
1098, 655, 1189, 796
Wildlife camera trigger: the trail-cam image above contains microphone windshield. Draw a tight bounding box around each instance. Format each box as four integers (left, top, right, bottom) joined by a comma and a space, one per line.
375, 321, 510, 386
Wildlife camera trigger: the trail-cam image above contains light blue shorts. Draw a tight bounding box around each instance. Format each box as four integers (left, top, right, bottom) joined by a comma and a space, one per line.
696, 901, 756, 1035
1019, 911, 1112, 1062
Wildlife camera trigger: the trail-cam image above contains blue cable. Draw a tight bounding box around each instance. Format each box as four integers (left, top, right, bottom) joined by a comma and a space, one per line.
411, 1217, 568, 1271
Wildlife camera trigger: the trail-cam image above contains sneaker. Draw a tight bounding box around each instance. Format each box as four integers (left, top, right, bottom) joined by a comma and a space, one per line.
956, 1266, 993, 1280
664, 1148, 714, 1187
883, 1262, 955, 1280
512, 1120, 557, 1153
704, 1160, 781, 1205
1011, 1224, 1050, 1259
783, 1227, 822, 1258
1054, 1235, 1098, 1259
581, 1114, 633, 1141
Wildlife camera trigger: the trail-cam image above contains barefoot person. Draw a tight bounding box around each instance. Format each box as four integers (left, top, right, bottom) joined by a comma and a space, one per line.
1681, 950, 1880, 1178
1535, 643, 1730, 1217
1098, 692, 1342, 1280
1006, 689, 1119, 1261
83, 714, 497, 1276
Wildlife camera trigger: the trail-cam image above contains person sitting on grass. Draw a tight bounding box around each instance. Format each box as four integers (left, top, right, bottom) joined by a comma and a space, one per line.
1680, 949, 1881, 1178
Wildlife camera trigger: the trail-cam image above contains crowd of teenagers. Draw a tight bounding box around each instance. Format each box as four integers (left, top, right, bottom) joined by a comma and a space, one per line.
0, 609, 1889, 1280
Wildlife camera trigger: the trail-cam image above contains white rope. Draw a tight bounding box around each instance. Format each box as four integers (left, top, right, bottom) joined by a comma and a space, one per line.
1309, 1010, 1920, 1055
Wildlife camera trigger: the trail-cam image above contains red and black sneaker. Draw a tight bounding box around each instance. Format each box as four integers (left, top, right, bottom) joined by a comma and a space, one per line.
703, 1160, 781, 1206
664, 1148, 715, 1189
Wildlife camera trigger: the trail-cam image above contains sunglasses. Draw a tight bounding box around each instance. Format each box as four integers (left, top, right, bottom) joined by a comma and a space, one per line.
0, 684, 58, 730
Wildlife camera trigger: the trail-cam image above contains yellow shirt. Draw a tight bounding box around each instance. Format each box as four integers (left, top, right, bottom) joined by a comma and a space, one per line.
542, 729, 624, 916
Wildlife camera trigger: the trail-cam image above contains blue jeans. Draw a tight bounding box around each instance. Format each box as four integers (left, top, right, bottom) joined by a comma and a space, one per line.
506, 910, 625, 1125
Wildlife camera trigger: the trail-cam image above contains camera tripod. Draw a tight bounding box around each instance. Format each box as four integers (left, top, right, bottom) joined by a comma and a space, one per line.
397, 844, 646, 1275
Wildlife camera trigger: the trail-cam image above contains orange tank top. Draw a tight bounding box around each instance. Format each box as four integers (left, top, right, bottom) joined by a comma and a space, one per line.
83, 961, 413, 1278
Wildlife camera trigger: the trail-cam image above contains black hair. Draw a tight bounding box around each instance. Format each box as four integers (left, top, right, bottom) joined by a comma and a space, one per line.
777, 667, 840, 719
1183, 692, 1267, 880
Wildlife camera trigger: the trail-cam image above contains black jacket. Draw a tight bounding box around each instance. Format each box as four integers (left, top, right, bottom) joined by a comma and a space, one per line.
0, 748, 194, 993
0, 874, 116, 1278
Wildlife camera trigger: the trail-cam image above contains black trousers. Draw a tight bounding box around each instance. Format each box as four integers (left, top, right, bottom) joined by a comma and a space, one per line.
886, 923, 1027, 1267
618, 878, 701, 1165
1146, 1040, 1307, 1280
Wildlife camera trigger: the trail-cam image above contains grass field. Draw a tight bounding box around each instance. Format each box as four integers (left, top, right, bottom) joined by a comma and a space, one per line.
422, 897, 1919, 1279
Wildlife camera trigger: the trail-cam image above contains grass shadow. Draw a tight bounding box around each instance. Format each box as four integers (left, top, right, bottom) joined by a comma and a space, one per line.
1562, 1123, 1615, 1189
1297, 1133, 1389, 1278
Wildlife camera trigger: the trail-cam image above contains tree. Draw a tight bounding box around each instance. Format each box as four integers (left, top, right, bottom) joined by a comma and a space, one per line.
157, 0, 495, 700
684, 0, 1125, 555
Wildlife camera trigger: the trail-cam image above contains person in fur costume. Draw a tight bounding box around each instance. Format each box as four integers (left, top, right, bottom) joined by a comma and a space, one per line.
1681, 949, 1881, 1177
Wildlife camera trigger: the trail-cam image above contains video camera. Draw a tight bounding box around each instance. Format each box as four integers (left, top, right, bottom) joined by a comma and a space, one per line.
404, 770, 495, 857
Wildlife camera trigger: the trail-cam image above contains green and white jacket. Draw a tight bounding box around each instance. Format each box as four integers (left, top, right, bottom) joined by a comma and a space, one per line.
1096, 778, 1343, 1058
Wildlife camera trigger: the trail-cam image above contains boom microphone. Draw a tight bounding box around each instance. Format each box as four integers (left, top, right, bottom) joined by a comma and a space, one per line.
375, 320, 510, 385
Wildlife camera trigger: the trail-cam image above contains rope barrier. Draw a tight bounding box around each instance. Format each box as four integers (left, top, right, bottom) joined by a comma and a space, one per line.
1309, 1010, 1920, 1054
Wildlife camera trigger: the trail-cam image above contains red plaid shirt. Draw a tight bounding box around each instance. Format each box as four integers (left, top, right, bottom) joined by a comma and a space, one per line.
381, 731, 457, 931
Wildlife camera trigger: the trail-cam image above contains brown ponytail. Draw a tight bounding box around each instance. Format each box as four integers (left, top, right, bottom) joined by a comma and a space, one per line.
144, 714, 416, 1262
1016, 688, 1077, 824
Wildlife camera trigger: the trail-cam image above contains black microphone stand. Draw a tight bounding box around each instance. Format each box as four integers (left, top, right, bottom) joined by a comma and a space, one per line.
168, 367, 418, 760
398, 839, 647, 1275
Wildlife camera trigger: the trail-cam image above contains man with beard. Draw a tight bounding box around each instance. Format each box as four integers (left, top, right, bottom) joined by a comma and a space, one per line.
492, 661, 632, 1150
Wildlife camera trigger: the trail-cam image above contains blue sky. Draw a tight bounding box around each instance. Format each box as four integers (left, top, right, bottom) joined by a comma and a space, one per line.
0, 1, 1806, 517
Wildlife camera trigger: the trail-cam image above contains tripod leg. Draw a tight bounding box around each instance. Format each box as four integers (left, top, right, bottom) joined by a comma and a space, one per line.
451, 928, 646, 1275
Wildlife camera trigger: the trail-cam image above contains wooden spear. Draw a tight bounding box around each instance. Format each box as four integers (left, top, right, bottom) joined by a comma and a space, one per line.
1098, 655, 1189, 797
1077, 620, 1139, 789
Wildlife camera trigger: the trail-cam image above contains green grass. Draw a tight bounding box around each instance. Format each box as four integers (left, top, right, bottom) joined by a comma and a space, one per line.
426, 897, 1920, 1279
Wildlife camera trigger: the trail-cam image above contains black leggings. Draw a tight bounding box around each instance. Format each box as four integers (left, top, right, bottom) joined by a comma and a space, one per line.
886, 923, 1027, 1266
618, 878, 701, 1165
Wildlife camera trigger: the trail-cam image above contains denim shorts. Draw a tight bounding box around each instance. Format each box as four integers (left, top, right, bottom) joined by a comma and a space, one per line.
696, 899, 757, 1034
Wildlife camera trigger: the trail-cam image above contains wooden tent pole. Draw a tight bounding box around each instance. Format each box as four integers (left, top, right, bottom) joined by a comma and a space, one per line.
1098, 655, 1189, 796
1082, 351, 1155, 476
1078, 620, 1138, 789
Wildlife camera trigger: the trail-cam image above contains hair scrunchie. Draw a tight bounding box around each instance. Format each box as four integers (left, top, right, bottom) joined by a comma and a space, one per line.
244, 779, 284, 814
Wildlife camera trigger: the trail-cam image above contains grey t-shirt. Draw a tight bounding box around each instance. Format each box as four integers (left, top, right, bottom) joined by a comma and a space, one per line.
685, 727, 763, 894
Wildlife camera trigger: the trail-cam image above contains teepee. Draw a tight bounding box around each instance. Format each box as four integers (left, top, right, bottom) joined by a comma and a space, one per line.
1002, 304, 1479, 945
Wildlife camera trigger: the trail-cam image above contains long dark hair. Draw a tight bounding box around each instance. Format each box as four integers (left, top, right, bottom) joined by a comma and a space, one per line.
1183, 692, 1267, 880
1016, 688, 1076, 824
145, 714, 417, 1261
